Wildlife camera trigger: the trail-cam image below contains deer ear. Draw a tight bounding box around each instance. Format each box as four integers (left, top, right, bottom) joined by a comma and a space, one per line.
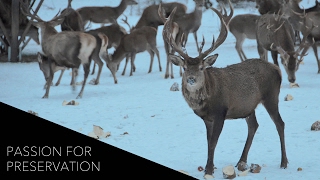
203, 54, 218, 67
169, 54, 184, 66
49, 18, 65, 27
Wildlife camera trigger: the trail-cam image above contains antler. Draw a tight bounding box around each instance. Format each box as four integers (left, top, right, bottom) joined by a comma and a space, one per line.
121, 15, 133, 32
158, 3, 167, 23
218, 0, 233, 25
20, 0, 44, 22
199, 0, 233, 59
296, 21, 316, 62
162, 7, 189, 60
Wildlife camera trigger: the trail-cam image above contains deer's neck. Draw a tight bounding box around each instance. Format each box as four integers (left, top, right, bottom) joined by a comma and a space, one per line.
182, 69, 212, 110
111, 46, 127, 64
114, 0, 128, 17
40, 26, 58, 55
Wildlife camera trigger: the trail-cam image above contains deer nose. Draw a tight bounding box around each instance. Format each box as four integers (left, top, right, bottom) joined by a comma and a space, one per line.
289, 77, 296, 83
187, 77, 196, 85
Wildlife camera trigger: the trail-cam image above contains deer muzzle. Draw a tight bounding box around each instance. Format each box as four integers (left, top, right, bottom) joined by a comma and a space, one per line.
187, 76, 196, 85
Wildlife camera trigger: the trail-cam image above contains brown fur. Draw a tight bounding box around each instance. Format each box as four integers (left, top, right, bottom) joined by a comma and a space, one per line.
164, 3, 288, 176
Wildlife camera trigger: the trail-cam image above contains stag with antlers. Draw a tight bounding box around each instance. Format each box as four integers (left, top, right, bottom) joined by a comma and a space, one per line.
163, 2, 289, 176
20, 0, 108, 99
256, 11, 314, 84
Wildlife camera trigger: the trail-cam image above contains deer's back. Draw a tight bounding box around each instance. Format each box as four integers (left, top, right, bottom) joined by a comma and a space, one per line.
228, 14, 259, 39
256, 14, 294, 51
203, 59, 281, 118
44, 31, 96, 67
77, 6, 116, 23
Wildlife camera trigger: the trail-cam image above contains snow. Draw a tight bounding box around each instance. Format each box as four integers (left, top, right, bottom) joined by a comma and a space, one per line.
1, 0, 319, 179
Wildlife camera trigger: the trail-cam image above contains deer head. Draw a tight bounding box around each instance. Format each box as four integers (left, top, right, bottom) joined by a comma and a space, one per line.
20, 0, 72, 37
163, 3, 232, 92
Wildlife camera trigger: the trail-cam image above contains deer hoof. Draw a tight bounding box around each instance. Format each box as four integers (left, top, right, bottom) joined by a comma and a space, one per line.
42, 95, 48, 99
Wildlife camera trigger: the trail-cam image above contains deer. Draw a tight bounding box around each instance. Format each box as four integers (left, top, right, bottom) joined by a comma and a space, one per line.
133, 2, 187, 79
158, 3, 183, 79
281, 0, 320, 45
60, 0, 84, 32
0, 24, 40, 45
42, 0, 84, 88
228, 14, 260, 62
281, 0, 320, 73
76, 0, 138, 28
255, 12, 312, 84
134, 2, 187, 30
163, 4, 288, 176
172, 0, 206, 53
20, 1, 109, 99
101, 22, 161, 84
87, 22, 128, 75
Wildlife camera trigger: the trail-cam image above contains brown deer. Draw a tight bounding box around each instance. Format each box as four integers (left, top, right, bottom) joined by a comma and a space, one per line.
255, 0, 284, 15
256, 12, 311, 84
281, 0, 320, 73
20, 1, 108, 99
87, 23, 128, 75
228, 14, 260, 61
134, 2, 187, 30
281, 0, 320, 45
61, 0, 84, 32
163, 5, 288, 176
173, 0, 206, 53
76, 0, 138, 28
158, 3, 183, 79
101, 23, 161, 84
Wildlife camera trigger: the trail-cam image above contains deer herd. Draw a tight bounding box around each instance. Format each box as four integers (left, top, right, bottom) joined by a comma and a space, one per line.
19, 0, 320, 177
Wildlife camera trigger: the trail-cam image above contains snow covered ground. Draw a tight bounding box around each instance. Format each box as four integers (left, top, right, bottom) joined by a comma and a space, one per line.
1, 0, 319, 179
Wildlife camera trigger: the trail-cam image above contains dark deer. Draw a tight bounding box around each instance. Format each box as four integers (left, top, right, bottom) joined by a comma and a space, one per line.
60, 0, 84, 32
163, 4, 288, 176
158, 3, 183, 79
87, 23, 128, 75
173, 0, 206, 53
20, 1, 108, 99
101, 22, 161, 84
76, 0, 138, 28
228, 14, 260, 61
256, 12, 311, 84
134, 2, 187, 30
281, 0, 320, 73
281, 0, 320, 45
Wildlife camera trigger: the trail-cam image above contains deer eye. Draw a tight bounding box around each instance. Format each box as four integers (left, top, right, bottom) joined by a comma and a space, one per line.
199, 65, 204, 71
183, 65, 187, 70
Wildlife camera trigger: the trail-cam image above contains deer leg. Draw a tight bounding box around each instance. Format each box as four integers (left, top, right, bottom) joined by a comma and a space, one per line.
154, 47, 161, 72
193, 32, 200, 53
164, 41, 171, 79
237, 111, 259, 167
76, 62, 90, 99
257, 43, 267, 61
91, 63, 96, 75
262, 98, 288, 169
92, 57, 103, 85
271, 51, 279, 66
42, 65, 54, 99
55, 69, 65, 86
122, 55, 130, 76
235, 38, 247, 62
202, 114, 225, 175
130, 53, 136, 76
311, 43, 320, 73
71, 68, 78, 90
147, 49, 155, 73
